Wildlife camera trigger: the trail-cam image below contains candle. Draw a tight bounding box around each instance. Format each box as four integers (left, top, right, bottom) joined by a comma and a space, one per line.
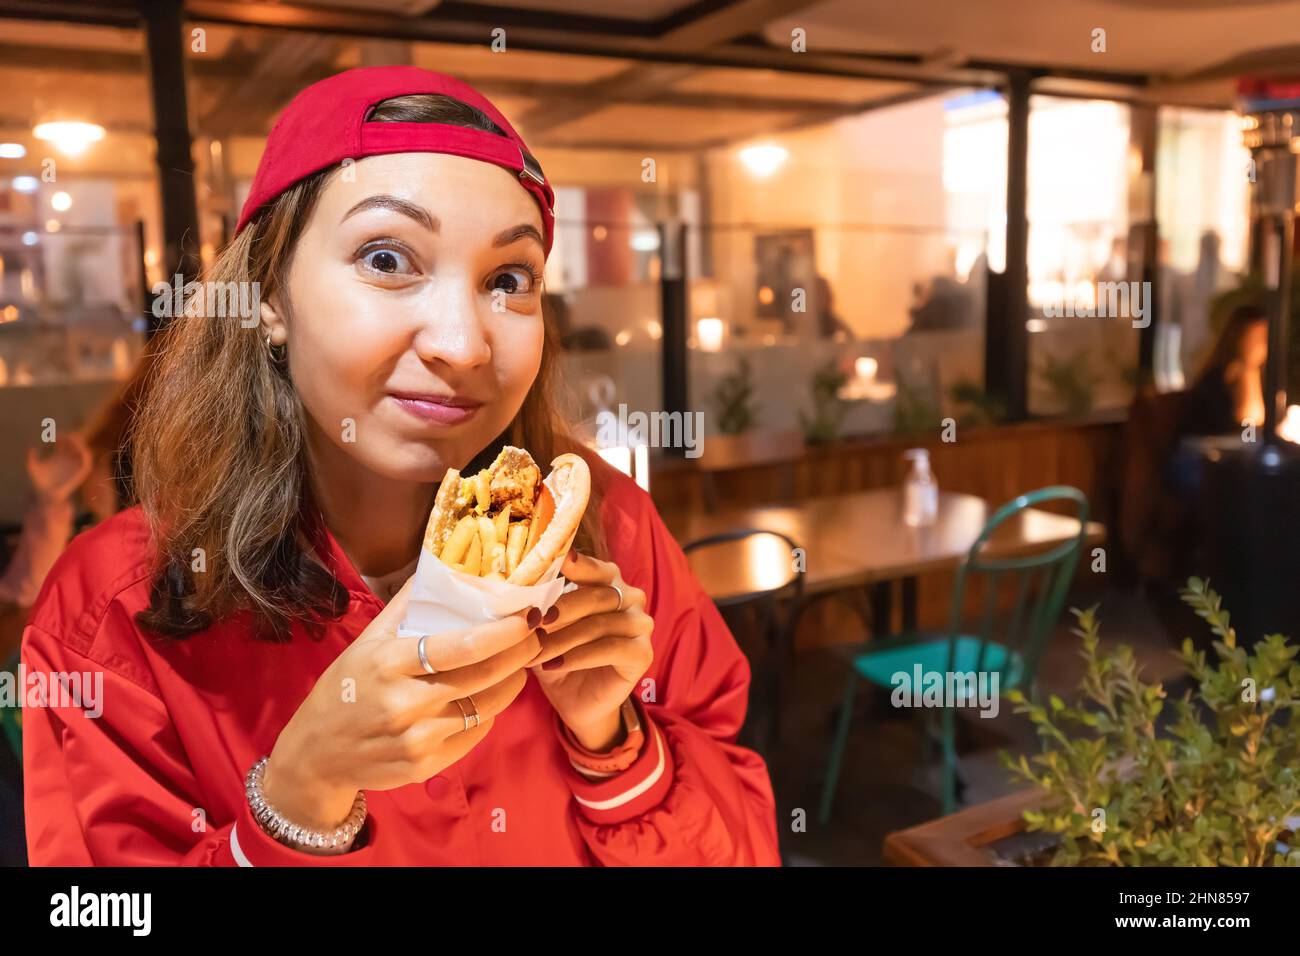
696, 317, 724, 352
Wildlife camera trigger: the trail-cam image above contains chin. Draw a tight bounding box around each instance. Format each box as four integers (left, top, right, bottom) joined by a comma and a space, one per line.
358, 433, 494, 484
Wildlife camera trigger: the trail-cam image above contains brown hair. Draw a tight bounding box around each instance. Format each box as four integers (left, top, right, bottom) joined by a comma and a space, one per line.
131, 92, 610, 642
1194, 302, 1268, 388
82, 330, 167, 512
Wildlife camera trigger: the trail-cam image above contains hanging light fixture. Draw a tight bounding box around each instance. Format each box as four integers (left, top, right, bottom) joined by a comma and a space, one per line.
33, 121, 105, 156
738, 144, 788, 179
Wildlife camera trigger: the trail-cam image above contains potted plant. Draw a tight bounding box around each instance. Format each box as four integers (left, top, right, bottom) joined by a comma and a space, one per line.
1001, 578, 1300, 866
799, 360, 848, 445
710, 356, 758, 435
1035, 347, 1099, 416
885, 579, 1300, 865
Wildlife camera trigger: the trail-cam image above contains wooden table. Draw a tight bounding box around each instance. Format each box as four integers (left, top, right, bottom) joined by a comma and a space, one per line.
883, 787, 1048, 866
662, 488, 1106, 609
661, 489, 1103, 753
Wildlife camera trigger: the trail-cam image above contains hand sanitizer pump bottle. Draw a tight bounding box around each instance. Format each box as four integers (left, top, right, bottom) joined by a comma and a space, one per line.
902, 448, 938, 528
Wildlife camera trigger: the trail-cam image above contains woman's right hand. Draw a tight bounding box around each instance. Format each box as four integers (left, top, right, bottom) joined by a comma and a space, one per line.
26, 432, 93, 505
262, 574, 541, 833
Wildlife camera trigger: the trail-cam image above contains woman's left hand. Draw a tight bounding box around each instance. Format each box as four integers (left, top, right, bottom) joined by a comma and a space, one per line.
528, 550, 654, 751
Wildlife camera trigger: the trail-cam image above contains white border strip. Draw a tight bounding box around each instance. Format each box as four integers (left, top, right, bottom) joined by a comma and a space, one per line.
230, 822, 254, 867
573, 723, 666, 812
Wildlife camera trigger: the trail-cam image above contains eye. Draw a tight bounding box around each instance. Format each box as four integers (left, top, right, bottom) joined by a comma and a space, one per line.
490, 264, 542, 296
357, 243, 417, 277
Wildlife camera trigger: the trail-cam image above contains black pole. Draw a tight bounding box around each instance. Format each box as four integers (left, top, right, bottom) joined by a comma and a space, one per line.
659, 221, 689, 458
986, 70, 1031, 420
1249, 112, 1296, 445
1265, 208, 1293, 444
1130, 103, 1158, 382
140, 0, 200, 333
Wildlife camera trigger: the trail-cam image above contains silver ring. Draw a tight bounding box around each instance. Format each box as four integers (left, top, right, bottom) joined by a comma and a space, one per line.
417, 635, 437, 676
455, 696, 481, 732
610, 582, 625, 612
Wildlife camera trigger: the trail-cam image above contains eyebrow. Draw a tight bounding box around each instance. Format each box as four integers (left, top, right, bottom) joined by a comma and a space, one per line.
341, 195, 542, 251
342, 195, 437, 231
493, 223, 545, 249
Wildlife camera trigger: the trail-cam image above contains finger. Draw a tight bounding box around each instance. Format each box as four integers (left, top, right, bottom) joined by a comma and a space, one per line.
530, 634, 653, 677
559, 550, 619, 586
384, 613, 533, 675
543, 581, 636, 632
443, 666, 529, 725
370, 712, 496, 778
420, 627, 541, 700
354, 573, 419, 641
357, 636, 535, 739
437, 712, 494, 759
528, 610, 653, 667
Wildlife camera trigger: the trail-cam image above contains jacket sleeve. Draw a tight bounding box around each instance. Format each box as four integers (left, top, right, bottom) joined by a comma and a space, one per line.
556, 480, 782, 866
21, 621, 380, 867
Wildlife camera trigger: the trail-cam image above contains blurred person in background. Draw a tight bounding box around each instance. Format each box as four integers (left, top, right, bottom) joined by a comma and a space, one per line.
1177, 302, 1268, 439
0, 336, 155, 616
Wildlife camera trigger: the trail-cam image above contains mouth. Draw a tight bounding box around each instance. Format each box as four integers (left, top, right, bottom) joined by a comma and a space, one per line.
388, 391, 485, 425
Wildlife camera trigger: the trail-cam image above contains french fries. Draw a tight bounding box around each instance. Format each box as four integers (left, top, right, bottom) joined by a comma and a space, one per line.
440, 515, 477, 566
423, 446, 588, 585
506, 522, 527, 575
437, 503, 532, 579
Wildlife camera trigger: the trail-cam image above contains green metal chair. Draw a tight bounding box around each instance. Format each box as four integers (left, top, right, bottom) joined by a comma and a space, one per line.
818, 486, 1090, 822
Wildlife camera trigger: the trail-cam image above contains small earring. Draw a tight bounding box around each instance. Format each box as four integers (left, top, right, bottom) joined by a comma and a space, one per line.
265, 331, 286, 363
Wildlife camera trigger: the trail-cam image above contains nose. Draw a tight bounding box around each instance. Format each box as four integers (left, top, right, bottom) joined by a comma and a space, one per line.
411, 277, 492, 370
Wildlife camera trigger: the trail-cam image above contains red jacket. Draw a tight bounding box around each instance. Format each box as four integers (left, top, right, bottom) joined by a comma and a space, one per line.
21, 472, 781, 866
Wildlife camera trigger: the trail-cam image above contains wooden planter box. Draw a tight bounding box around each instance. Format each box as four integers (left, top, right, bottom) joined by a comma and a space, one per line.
883, 788, 1049, 866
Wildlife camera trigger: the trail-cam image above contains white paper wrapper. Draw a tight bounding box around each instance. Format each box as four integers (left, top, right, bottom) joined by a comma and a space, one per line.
396, 466, 580, 636
396, 546, 574, 637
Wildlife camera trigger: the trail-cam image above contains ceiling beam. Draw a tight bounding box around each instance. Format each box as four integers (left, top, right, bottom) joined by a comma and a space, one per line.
473, 77, 899, 113
0, 40, 264, 79
0, 39, 895, 116
515, 0, 856, 138
653, 0, 823, 51
198, 30, 339, 138
0, 0, 137, 28
183, 1, 1004, 89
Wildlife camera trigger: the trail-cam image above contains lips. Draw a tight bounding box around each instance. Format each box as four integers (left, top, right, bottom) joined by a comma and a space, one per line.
389, 391, 484, 425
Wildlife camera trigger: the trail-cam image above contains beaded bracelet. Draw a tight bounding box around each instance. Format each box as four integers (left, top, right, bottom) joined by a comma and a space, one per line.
244, 756, 367, 854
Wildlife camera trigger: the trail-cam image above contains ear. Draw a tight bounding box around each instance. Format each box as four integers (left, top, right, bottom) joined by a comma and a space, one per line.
260, 298, 287, 346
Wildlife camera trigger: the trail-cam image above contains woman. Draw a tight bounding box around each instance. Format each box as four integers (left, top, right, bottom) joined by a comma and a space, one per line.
1178, 303, 1269, 437
21, 67, 780, 866
0, 335, 153, 623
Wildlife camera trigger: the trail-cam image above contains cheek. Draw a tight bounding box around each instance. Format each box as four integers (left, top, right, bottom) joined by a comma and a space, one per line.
285, 272, 401, 414
493, 318, 545, 400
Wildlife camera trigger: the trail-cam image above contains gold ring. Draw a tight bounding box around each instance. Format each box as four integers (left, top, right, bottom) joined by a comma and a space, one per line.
454, 696, 481, 732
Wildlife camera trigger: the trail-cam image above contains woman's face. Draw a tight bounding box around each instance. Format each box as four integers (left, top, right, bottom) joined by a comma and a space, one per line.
265, 151, 546, 484
1241, 319, 1269, 369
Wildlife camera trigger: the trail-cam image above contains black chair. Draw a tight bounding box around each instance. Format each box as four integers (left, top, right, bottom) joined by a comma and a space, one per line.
683, 528, 804, 755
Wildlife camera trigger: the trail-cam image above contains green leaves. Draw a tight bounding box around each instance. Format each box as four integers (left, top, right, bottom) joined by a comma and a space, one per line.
999, 578, 1300, 866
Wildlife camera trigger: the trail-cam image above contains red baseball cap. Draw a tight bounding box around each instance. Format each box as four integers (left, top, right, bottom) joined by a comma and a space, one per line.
235, 65, 556, 256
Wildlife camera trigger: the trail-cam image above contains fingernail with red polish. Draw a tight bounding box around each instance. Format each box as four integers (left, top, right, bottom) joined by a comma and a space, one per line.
535, 626, 547, 639
542, 655, 564, 671
526, 606, 541, 628
542, 606, 559, 625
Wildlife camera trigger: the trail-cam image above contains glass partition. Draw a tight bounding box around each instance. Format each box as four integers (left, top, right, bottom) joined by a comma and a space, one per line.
1026, 95, 1139, 416
688, 221, 988, 442
1156, 106, 1252, 384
